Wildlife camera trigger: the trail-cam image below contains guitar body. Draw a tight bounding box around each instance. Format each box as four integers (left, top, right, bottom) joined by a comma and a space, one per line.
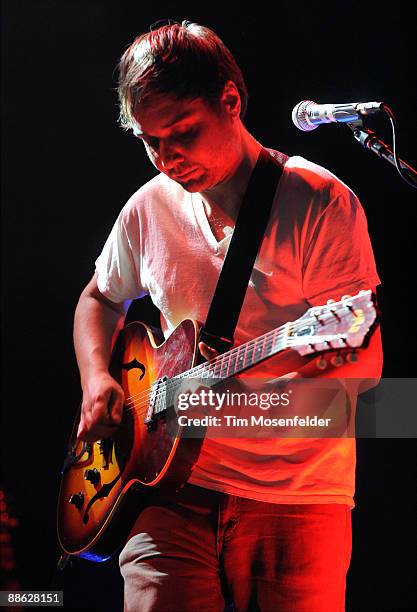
57, 319, 203, 561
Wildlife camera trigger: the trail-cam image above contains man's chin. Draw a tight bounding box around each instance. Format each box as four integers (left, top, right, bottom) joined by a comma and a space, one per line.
181, 183, 204, 193
174, 174, 207, 192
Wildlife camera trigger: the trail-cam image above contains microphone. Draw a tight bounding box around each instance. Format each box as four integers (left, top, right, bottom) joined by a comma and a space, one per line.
292, 100, 384, 131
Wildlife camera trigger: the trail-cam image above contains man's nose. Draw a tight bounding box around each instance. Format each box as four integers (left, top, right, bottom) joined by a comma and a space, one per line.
159, 141, 185, 170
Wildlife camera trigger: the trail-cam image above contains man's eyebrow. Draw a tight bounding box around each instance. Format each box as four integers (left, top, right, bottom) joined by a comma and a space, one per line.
164, 109, 194, 129
133, 110, 196, 138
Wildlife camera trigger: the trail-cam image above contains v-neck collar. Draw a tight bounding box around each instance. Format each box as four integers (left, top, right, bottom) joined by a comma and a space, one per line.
191, 192, 234, 255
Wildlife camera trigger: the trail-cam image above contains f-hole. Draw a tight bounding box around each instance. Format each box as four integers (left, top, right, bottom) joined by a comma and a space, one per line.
121, 358, 146, 381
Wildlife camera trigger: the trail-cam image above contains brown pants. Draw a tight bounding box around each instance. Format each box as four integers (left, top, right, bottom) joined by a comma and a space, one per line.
119, 485, 352, 612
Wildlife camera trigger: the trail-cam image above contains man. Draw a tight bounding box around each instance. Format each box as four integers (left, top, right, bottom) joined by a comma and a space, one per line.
74, 20, 382, 612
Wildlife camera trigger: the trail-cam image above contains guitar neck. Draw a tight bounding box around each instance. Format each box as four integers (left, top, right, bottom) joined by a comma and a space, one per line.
148, 289, 377, 416
179, 322, 290, 383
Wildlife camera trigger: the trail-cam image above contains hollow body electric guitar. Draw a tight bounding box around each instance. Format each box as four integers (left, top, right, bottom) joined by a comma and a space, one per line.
57, 290, 378, 562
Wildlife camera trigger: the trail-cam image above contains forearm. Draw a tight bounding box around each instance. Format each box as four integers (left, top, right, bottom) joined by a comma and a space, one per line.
74, 287, 125, 388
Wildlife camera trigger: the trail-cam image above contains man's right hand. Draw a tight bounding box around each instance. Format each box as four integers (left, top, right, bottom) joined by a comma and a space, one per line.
77, 372, 125, 442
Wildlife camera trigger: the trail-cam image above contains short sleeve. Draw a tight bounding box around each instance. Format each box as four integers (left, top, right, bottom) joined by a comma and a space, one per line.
95, 209, 146, 303
302, 189, 380, 306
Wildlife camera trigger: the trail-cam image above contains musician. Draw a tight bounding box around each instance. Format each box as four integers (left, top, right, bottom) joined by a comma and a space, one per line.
74, 20, 382, 612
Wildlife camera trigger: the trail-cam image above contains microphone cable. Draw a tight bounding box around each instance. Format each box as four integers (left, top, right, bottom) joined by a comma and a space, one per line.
381, 104, 417, 189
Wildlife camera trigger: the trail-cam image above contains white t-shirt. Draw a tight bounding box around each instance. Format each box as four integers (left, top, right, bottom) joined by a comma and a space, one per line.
95, 154, 381, 506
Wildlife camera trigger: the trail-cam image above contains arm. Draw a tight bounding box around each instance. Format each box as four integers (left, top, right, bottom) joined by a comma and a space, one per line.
268, 182, 383, 428
74, 272, 129, 442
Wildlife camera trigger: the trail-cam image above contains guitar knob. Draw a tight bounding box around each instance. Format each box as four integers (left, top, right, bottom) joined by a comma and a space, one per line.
346, 352, 358, 363
68, 493, 84, 509
331, 354, 344, 367
316, 356, 327, 370
84, 468, 100, 486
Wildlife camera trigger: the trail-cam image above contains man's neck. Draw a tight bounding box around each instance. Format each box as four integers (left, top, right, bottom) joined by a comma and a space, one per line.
200, 130, 263, 221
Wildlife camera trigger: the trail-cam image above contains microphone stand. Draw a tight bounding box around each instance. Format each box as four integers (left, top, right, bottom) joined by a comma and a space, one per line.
347, 119, 417, 189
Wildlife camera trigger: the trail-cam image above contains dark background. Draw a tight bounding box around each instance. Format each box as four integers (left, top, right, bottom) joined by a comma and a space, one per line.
1, 1, 416, 610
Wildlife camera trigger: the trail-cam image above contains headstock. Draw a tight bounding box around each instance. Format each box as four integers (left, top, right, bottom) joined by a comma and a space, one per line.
288, 290, 378, 358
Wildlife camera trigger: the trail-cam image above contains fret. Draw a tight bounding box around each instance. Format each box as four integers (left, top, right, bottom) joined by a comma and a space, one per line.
246, 341, 255, 366
271, 328, 280, 355
205, 364, 215, 379
260, 334, 269, 359
242, 341, 249, 370
224, 351, 233, 377
220, 352, 228, 377
200, 363, 211, 379
254, 334, 266, 363
214, 356, 222, 377
236, 345, 245, 372
228, 347, 238, 376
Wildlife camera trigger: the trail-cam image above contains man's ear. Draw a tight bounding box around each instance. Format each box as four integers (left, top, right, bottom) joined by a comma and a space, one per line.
220, 80, 241, 118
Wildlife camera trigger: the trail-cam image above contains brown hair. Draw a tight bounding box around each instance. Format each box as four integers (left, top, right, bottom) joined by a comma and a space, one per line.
118, 20, 248, 131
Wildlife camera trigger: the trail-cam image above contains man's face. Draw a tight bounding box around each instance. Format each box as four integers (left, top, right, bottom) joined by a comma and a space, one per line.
133, 88, 242, 193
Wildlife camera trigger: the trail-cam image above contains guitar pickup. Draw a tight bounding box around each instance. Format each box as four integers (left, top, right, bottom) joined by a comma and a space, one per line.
145, 376, 168, 431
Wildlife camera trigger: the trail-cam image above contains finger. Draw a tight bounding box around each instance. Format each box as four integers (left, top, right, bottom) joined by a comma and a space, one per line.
178, 378, 207, 397
107, 390, 124, 425
198, 341, 219, 361
78, 418, 120, 442
90, 391, 115, 424
77, 418, 85, 440
282, 371, 302, 380
77, 398, 91, 434
268, 371, 301, 382
81, 396, 92, 419
199, 341, 218, 355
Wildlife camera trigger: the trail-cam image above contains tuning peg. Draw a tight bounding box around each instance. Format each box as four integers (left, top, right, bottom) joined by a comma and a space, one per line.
346, 352, 358, 363
330, 308, 341, 322
330, 354, 344, 367
313, 311, 325, 326
316, 356, 327, 370
342, 297, 357, 316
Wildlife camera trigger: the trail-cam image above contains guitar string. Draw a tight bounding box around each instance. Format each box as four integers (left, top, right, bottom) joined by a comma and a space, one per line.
120, 309, 372, 420
121, 305, 368, 408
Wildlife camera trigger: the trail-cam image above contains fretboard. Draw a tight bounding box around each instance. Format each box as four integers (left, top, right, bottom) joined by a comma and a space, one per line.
178, 322, 290, 383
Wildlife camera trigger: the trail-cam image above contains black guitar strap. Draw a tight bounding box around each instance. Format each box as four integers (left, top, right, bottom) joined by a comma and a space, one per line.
198, 148, 288, 357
